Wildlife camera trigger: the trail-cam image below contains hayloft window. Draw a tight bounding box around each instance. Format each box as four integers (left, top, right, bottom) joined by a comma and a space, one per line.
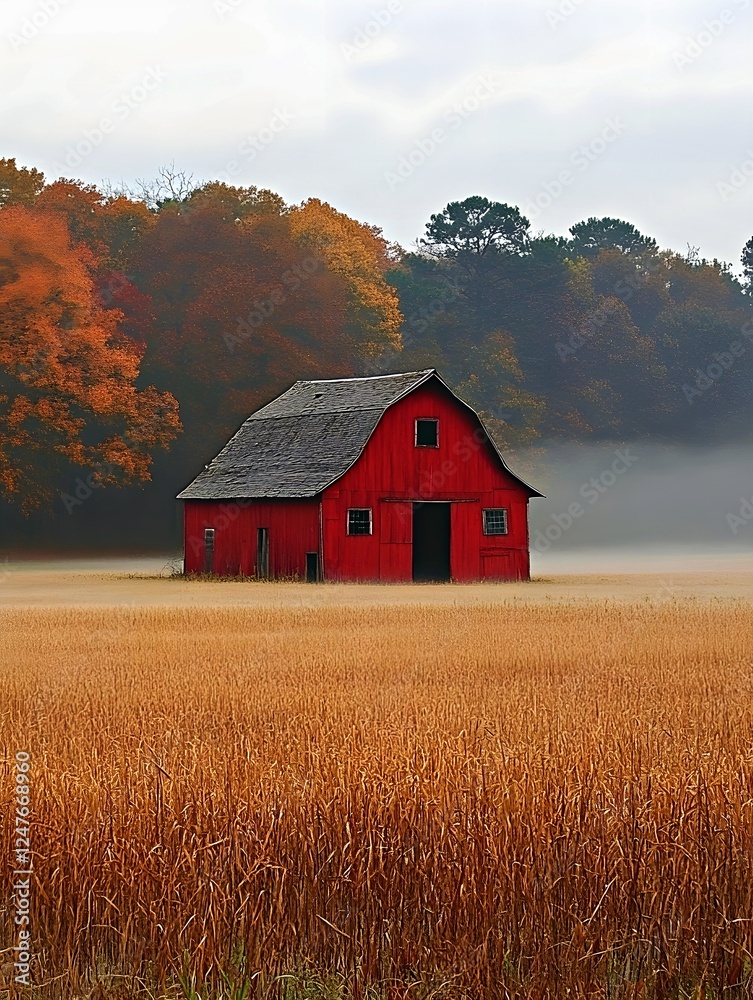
347, 508, 373, 536
415, 418, 439, 447
483, 508, 509, 536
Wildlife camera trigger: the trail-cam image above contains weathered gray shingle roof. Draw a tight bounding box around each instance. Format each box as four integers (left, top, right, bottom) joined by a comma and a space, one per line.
251, 369, 435, 419
178, 371, 435, 500
177, 369, 542, 500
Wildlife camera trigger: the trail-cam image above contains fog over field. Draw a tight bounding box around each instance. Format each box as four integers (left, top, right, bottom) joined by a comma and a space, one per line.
1, 443, 751, 575
526, 442, 753, 557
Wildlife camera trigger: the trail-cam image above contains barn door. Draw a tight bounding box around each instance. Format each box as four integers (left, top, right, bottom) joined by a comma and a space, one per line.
379, 502, 412, 581
412, 503, 451, 582
481, 551, 512, 580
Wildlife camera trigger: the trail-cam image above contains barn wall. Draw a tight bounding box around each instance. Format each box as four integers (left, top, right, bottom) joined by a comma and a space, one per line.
321, 382, 531, 582
183, 499, 319, 578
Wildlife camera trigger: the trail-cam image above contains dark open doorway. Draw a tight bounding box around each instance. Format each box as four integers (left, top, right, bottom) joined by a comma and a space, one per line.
306, 552, 319, 583
412, 502, 451, 582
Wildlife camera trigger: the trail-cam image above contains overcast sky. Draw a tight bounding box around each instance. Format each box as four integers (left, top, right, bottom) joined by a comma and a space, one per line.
3, 0, 752, 263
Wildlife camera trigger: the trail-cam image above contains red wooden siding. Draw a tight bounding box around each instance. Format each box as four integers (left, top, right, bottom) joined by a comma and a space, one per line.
321, 381, 531, 582
184, 499, 319, 578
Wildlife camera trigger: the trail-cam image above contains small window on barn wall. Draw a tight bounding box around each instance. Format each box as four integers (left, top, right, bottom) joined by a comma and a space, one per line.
415, 418, 439, 447
483, 508, 509, 536
203, 528, 215, 574
347, 509, 373, 535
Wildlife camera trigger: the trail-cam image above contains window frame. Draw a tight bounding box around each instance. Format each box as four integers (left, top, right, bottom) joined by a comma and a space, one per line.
482, 508, 509, 536
346, 508, 373, 536
415, 417, 439, 448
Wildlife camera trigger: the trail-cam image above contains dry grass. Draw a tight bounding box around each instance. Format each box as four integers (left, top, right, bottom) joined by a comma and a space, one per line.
2, 598, 753, 999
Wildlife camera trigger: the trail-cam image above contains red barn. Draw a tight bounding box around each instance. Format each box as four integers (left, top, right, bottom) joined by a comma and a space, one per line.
178, 370, 542, 582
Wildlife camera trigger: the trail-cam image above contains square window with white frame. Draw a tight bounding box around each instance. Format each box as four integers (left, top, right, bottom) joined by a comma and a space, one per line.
482, 508, 509, 536
347, 508, 373, 535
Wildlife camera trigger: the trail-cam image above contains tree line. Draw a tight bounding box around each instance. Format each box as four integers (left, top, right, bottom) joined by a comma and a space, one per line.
1, 157, 752, 550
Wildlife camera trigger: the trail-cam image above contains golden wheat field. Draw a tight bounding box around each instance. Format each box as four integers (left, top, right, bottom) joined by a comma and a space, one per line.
2, 568, 753, 999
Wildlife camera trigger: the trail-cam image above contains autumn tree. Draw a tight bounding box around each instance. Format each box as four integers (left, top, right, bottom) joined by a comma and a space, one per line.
555, 253, 669, 435
0, 158, 45, 208
185, 181, 286, 222
451, 331, 546, 448
649, 252, 753, 433
36, 180, 155, 270
288, 198, 403, 358
0, 206, 179, 506
129, 198, 359, 467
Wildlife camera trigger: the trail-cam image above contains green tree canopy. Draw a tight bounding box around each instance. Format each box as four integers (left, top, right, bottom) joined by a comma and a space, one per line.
742, 236, 753, 292
569, 217, 658, 258
420, 196, 530, 260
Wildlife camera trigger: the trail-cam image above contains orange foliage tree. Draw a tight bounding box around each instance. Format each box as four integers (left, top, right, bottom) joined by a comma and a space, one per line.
288, 198, 403, 357
0, 206, 180, 506
130, 198, 359, 463
35, 179, 156, 270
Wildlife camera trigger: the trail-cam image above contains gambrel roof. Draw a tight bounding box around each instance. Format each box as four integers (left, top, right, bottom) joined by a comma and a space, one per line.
177, 369, 543, 500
